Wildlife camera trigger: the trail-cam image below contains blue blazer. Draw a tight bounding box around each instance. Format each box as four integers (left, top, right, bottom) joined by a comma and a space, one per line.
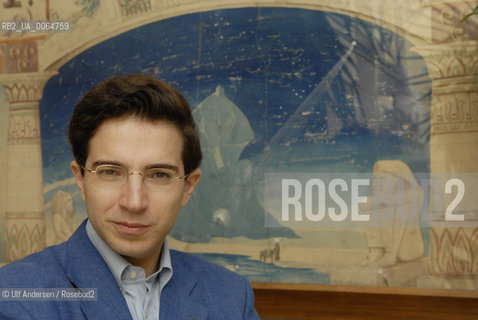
0, 220, 259, 319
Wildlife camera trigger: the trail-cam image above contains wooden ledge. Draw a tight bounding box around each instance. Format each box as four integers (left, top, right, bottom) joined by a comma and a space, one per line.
252, 282, 478, 320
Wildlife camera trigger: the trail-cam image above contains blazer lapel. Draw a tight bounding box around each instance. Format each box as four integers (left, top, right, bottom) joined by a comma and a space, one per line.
160, 252, 208, 320
65, 220, 133, 320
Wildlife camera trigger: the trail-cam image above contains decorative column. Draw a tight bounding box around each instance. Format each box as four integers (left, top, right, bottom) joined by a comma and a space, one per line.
417, 41, 478, 172
0, 71, 56, 262
413, 0, 478, 288
0, 0, 54, 263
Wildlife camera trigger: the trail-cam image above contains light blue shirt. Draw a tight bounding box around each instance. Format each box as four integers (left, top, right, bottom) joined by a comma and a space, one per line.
86, 220, 173, 320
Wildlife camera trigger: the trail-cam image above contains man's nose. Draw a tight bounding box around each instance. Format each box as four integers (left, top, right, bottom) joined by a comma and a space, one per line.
118, 173, 148, 213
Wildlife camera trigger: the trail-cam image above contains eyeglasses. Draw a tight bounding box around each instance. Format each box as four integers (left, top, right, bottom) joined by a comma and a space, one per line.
82, 164, 188, 188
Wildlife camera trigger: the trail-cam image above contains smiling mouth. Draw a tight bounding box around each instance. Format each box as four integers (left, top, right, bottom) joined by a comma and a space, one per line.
113, 221, 150, 235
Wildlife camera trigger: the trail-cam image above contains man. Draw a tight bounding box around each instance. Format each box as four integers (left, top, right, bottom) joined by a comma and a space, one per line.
0, 75, 260, 319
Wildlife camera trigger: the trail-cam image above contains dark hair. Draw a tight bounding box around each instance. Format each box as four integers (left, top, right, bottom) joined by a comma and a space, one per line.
68, 74, 202, 175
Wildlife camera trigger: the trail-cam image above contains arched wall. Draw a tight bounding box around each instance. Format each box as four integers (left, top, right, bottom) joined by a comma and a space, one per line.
38, 0, 433, 72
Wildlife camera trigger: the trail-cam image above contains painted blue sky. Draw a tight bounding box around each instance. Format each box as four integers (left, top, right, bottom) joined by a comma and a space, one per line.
39, 7, 431, 242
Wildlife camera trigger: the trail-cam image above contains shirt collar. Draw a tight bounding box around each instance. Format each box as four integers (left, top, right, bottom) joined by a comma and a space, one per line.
86, 219, 171, 286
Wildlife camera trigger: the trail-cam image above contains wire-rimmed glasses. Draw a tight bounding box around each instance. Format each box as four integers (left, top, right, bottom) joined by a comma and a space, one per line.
82, 164, 188, 188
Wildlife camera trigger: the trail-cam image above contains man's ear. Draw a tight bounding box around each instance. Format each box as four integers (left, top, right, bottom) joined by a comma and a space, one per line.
71, 161, 86, 202
181, 168, 201, 207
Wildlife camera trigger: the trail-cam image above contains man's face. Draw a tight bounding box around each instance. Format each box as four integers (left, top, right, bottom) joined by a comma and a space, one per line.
71, 117, 200, 269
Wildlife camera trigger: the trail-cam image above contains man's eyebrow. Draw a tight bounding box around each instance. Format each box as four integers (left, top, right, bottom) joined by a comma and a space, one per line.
90, 160, 123, 168
89, 161, 180, 173
145, 164, 180, 173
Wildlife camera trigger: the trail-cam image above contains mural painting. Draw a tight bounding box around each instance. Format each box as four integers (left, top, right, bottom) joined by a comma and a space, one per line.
37, 7, 431, 286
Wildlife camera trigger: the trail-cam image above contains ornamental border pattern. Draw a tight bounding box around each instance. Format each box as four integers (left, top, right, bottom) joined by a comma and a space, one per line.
7, 108, 41, 144
430, 92, 478, 135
